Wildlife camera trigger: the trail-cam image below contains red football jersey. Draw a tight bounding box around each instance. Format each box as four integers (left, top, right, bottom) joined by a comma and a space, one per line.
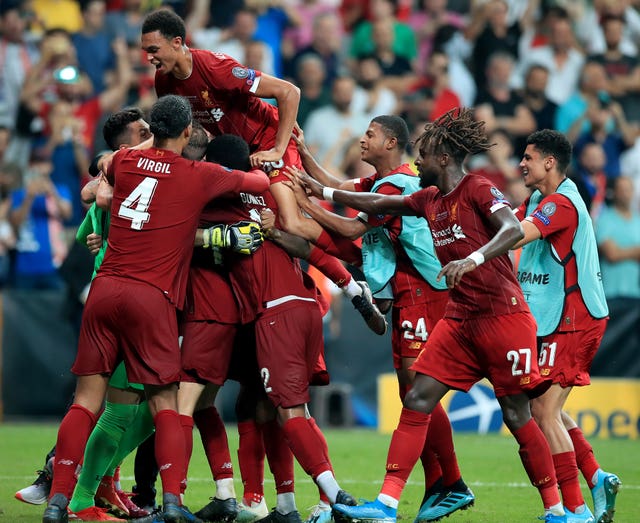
203, 189, 315, 324
98, 147, 266, 308
405, 174, 529, 319
356, 165, 442, 307
155, 50, 277, 151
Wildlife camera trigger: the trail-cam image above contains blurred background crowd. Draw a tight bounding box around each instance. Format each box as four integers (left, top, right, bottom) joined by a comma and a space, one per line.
0, 0, 639, 312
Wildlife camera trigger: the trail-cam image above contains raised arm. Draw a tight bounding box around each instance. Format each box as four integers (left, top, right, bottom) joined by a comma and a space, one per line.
250, 74, 300, 167
286, 167, 409, 216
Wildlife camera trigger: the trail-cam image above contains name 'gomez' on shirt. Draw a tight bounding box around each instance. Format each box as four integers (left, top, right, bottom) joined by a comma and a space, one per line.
404, 174, 529, 319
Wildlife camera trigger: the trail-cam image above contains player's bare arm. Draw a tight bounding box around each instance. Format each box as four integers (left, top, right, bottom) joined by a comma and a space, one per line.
286, 167, 407, 216
249, 74, 300, 168
438, 206, 524, 289
511, 219, 542, 249
292, 124, 356, 191
81, 178, 101, 204
286, 166, 368, 241
260, 208, 312, 259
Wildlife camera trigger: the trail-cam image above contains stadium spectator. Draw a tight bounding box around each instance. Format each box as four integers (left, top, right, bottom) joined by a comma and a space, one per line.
407, 0, 465, 76
303, 76, 371, 172
431, 24, 475, 107
0, 161, 18, 285
349, 0, 417, 65
72, 0, 115, 95
574, 0, 640, 57
466, 0, 532, 91
596, 175, 640, 300
571, 142, 610, 219
572, 97, 636, 181
8, 153, 71, 290
556, 61, 611, 140
294, 54, 332, 129
589, 14, 640, 124
105, 0, 145, 46
515, 129, 619, 523
299, 107, 565, 523
513, 16, 585, 106
285, 12, 344, 89
474, 52, 536, 153
351, 56, 400, 119
189, 8, 276, 76
0, 0, 39, 132
520, 64, 558, 134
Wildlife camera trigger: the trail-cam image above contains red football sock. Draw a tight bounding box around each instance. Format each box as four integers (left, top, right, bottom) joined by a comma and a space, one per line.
180, 414, 194, 494
512, 419, 560, 509
263, 419, 295, 493
50, 404, 97, 499
194, 407, 234, 480
154, 410, 186, 499
281, 417, 330, 479
314, 229, 362, 266
428, 402, 461, 486
419, 447, 442, 493
553, 452, 584, 512
307, 245, 352, 288
237, 420, 265, 499
381, 408, 430, 500
309, 417, 332, 503
568, 427, 600, 488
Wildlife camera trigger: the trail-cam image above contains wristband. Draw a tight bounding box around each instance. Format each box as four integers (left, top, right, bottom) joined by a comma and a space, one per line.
466, 251, 485, 266
322, 187, 335, 201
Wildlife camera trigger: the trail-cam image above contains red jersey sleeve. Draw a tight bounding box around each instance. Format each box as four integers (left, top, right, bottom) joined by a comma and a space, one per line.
200, 51, 262, 96
198, 164, 269, 202
469, 176, 512, 217
524, 193, 577, 239
403, 187, 434, 217
353, 173, 379, 193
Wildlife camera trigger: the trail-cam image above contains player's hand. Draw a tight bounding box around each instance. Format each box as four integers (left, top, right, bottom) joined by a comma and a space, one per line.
250, 148, 282, 168
204, 221, 264, 255
284, 166, 323, 198
291, 123, 310, 156
260, 209, 282, 240
437, 258, 478, 289
86, 233, 102, 255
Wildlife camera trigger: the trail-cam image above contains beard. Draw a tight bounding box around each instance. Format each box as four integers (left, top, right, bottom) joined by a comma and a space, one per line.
419, 171, 438, 188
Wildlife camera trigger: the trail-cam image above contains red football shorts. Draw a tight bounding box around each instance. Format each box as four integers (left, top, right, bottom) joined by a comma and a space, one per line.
537, 318, 607, 387
73, 276, 181, 386
255, 302, 323, 408
391, 292, 448, 368
180, 320, 237, 385
411, 311, 549, 398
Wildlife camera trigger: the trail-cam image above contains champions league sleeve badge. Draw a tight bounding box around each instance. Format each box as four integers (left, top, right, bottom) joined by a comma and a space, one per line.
232, 66, 249, 79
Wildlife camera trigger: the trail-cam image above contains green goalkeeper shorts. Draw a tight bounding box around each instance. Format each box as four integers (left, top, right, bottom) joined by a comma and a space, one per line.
108, 361, 144, 391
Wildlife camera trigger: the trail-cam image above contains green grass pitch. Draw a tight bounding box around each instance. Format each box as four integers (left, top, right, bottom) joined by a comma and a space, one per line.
0, 424, 637, 522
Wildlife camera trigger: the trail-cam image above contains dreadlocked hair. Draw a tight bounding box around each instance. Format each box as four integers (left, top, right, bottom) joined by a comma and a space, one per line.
416, 107, 494, 164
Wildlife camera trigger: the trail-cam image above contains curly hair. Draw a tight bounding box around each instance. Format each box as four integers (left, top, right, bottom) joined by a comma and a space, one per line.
415, 108, 494, 164
142, 9, 186, 43
149, 95, 192, 140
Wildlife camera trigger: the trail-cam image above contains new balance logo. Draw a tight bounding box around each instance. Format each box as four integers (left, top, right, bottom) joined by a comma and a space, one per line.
210, 108, 224, 122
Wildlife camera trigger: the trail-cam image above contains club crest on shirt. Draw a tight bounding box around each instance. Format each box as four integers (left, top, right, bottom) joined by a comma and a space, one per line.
201, 90, 215, 107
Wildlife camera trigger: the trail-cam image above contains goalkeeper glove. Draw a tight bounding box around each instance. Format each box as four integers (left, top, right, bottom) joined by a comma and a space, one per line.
203, 221, 264, 255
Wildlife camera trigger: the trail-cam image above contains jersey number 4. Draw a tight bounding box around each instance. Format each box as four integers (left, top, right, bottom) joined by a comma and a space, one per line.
118, 177, 158, 230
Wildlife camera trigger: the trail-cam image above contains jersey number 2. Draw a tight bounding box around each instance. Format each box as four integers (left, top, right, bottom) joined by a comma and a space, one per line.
118, 177, 158, 230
